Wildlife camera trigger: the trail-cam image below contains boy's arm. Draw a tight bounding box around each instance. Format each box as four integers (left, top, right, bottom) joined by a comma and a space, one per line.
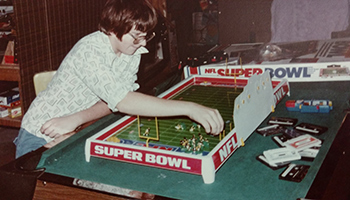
117, 92, 224, 135
41, 101, 111, 138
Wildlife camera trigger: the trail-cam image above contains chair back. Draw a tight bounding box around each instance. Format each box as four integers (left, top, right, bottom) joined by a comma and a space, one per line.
33, 71, 56, 96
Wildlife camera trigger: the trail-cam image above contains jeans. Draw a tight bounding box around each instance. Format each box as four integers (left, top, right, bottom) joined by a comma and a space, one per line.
14, 128, 47, 158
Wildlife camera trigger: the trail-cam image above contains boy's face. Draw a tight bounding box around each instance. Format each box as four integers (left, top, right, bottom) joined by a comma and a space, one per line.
108, 26, 147, 56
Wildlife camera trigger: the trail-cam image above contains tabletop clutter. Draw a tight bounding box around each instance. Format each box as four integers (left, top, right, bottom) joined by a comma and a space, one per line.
255, 108, 329, 182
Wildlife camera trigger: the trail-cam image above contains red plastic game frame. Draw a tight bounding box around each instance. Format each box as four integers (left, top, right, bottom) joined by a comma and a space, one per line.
85, 73, 290, 184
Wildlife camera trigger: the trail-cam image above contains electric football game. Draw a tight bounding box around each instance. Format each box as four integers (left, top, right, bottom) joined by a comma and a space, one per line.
85, 71, 290, 183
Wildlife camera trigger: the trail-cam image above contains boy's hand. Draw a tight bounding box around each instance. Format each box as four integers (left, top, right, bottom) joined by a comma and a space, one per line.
40, 116, 81, 138
43, 131, 75, 148
187, 103, 224, 135
40, 101, 110, 138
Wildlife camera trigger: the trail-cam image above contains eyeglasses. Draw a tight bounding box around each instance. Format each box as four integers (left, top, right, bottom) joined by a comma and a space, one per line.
128, 32, 155, 44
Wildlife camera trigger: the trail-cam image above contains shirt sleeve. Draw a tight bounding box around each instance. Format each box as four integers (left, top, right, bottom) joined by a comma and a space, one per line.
66, 43, 140, 112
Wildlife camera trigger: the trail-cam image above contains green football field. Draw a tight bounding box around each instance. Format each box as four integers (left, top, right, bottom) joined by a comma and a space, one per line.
108, 85, 243, 152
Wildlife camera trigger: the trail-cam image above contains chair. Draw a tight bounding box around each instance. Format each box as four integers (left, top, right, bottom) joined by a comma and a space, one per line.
33, 71, 56, 96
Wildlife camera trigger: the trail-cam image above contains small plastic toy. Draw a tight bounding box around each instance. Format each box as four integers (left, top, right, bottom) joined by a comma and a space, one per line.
285, 100, 333, 113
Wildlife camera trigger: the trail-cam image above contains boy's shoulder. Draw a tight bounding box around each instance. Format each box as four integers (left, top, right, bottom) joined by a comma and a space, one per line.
77, 31, 109, 48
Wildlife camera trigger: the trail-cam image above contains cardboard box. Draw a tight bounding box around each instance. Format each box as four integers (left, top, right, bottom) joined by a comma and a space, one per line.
9, 106, 21, 118
0, 89, 19, 105
184, 38, 350, 82
0, 100, 20, 109
183, 61, 350, 82
0, 107, 8, 118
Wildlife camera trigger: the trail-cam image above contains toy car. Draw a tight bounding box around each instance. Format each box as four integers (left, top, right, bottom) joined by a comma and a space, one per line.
285, 100, 333, 113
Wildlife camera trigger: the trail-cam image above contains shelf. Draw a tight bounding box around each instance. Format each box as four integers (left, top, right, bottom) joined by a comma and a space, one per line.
0, 64, 21, 128
0, 115, 21, 128
0, 64, 20, 81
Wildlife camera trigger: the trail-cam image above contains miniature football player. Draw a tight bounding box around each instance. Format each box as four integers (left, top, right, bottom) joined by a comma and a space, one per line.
189, 125, 195, 132
191, 134, 196, 144
175, 124, 183, 130
180, 137, 188, 147
144, 128, 150, 136
186, 143, 191, 151
198, 133, 204, 142
196, 142, 203, 150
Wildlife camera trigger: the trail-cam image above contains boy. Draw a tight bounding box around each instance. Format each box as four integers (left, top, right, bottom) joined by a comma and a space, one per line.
15, 0, 223, 158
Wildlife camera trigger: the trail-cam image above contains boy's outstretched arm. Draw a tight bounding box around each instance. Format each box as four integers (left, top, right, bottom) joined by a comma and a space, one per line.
117, 92, 224, 135
41, 100, 112, 138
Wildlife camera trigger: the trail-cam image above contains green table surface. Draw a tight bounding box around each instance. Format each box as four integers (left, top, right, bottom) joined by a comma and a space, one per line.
37, 81, 350, 200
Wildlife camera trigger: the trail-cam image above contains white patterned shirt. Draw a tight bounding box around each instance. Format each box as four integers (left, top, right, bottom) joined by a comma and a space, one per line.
21, 31, 148, 142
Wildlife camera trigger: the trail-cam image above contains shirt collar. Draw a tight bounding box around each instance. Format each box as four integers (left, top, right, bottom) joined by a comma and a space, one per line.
134, 46, 149, 55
